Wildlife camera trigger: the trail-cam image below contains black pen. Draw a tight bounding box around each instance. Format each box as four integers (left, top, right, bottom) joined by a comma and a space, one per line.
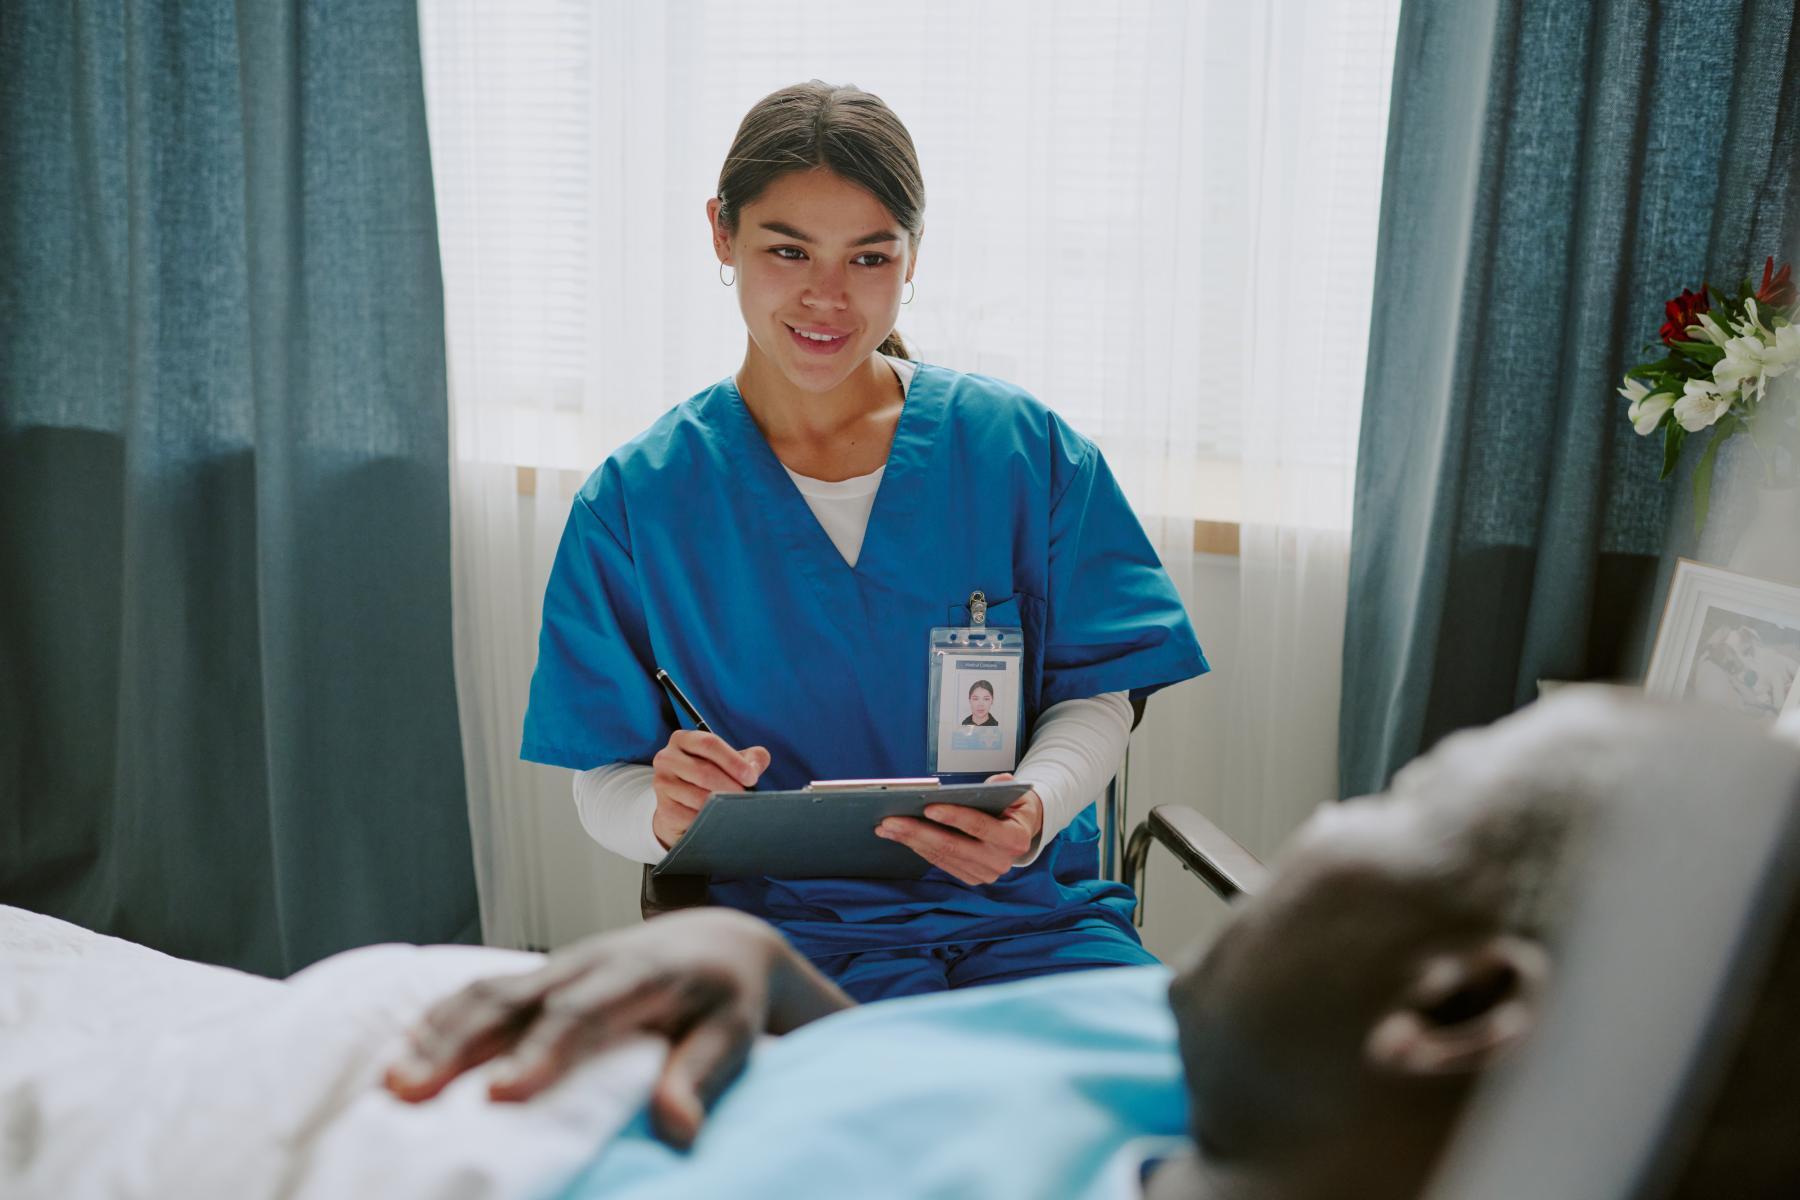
656, 667, 758, 792
654, 668, 713, 734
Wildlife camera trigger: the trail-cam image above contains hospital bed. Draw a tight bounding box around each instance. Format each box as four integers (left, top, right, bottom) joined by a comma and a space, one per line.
1426, 711, 1800, 1198
1123, 724, 1800, 1197
9, 717, 1797, 1199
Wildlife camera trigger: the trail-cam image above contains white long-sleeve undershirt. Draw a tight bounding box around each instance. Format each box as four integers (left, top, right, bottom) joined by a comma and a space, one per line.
570, 352, 1132, 871
572, 690, 1131, 868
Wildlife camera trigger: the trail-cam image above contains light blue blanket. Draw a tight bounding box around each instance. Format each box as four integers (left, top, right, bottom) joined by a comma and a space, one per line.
552, 964, 1189, 1200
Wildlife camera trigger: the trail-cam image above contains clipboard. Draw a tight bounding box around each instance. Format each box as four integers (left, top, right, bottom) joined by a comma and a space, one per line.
651, 781, 1032, 880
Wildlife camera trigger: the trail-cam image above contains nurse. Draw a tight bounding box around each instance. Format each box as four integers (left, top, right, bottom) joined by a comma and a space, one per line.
522, 80, 1209, 1003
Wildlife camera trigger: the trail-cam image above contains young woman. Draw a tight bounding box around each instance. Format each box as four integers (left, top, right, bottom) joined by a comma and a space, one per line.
963, 680, 1000, 727
522, 81, 1208, 1002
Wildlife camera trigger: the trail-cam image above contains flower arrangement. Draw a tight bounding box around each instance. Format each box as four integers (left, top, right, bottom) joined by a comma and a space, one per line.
1620, 256, 1800, 530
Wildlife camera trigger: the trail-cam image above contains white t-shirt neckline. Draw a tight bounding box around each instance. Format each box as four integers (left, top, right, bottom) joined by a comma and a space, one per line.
780, 355, 915, 560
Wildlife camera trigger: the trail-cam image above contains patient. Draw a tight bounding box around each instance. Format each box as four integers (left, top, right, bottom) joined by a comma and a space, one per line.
387, 688, 1800, 1199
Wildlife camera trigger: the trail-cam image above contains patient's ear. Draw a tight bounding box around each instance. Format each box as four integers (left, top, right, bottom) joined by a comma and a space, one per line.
1365, 934, 1549, 1077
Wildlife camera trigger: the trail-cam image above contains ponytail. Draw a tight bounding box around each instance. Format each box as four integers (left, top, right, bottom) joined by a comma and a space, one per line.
877, 329, 911, 360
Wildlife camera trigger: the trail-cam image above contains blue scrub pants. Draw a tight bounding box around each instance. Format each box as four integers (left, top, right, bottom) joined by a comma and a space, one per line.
808, 916, 1159, 1003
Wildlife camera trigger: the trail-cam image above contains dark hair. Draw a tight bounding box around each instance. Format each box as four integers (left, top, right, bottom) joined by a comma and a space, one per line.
968, 680, 994, 699
715, 81, 924, 360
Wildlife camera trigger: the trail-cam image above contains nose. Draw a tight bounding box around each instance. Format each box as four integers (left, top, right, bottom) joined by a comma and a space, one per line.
801, 260, 849, 310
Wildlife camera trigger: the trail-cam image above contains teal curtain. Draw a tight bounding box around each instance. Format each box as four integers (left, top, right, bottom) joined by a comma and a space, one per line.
0, 2, 478, 974
1341, 0, 1800, 797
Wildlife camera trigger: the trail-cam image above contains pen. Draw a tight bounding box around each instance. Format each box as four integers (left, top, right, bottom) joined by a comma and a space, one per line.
654, 668, 713, 734
657, 667, 760, 793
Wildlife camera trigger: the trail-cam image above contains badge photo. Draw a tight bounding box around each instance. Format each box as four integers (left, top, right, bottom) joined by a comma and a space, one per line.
927, 609, 1024, 775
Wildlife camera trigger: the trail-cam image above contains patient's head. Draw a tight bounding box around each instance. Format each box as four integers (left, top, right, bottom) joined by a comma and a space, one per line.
1164, 689, 1664, 1199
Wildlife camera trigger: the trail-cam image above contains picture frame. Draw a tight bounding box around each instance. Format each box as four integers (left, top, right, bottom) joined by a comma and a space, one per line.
1644, 559, 1800, 720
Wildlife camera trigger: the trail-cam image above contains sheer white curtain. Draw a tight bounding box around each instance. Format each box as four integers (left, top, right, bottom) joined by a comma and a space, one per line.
419, 1, 1398, 951
1221, 1, 1400, 852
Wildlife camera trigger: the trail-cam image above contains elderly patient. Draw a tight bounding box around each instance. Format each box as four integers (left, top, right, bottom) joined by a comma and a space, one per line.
388, 689, 1800, 1200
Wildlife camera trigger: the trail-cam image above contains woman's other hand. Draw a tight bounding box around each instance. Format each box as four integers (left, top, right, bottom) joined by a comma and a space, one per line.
652, 730, 771, 849
874, 772, 1045, 885
383, 909, 850, 1148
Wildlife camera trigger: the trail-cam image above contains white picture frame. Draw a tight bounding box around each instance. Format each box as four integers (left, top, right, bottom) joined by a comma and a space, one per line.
1644, 559, 1800, 720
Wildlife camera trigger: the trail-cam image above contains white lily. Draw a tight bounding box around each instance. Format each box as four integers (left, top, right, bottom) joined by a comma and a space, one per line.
1618, 375, 1675, 435
1715, 321, 1800, 393
1674, 377, 1736, 431
1739, 298, 1773, 339
1774, 321, 1800, 366
1687, 313, 1733, 347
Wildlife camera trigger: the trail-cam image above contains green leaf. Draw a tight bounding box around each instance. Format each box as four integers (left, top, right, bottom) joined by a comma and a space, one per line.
1661, 420, 1686, 480
1671, 339, 1724, 364
1636, 362, 1700, 387
1690, 417, 1740, 535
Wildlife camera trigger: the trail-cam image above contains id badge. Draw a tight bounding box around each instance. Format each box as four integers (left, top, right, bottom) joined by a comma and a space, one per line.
926, 590, 1025, 776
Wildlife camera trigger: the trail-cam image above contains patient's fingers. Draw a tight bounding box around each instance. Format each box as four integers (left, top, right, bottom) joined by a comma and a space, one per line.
386, 971, 548, 1100
649, 1010, 756, 1149
486, 968, 705, 1101
387, 1021, 518, 1102
390, 912, 790, 1116
388, 954, 607, 1099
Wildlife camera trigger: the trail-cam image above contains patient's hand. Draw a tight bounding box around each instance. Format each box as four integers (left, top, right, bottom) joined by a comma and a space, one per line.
384, 909, 851, 1147
875, 772, 1044, 885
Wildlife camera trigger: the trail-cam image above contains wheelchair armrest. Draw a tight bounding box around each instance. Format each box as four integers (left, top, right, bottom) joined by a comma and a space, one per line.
640, 863, 709, 920
1124, 804, 1268, 906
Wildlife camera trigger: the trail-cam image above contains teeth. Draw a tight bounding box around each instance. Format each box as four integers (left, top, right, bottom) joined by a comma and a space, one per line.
795, 328, 841, 342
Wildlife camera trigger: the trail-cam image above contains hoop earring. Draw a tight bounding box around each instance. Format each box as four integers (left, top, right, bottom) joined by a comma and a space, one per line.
902, 280, 915, 305
719, 262, 736, 287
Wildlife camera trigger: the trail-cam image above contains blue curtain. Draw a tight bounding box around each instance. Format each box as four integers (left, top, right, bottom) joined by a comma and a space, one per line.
1341, 0, 1800, 796
0, 2, 478, 974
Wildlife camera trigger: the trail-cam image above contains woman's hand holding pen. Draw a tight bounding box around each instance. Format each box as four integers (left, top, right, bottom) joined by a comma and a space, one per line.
874, 772, 1044, 886
652, 731, 771, 849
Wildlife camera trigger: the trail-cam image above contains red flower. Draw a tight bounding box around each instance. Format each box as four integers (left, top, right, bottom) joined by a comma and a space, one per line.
1660, 286, 1710, 346
1755, 256, 1795, 308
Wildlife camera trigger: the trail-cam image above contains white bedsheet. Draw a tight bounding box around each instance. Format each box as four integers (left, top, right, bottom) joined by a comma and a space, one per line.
0, 905, 661, 1200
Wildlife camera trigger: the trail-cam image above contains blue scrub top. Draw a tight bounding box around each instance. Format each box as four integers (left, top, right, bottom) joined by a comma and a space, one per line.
553, 964, 1190, 1200
522, 362, 1209, 957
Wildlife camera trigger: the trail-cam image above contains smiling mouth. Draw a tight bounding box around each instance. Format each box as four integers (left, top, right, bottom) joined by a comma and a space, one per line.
786, 323, 851, 354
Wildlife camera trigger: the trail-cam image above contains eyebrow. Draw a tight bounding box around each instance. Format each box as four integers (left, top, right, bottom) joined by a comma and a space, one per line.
758, 221, 900, 247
